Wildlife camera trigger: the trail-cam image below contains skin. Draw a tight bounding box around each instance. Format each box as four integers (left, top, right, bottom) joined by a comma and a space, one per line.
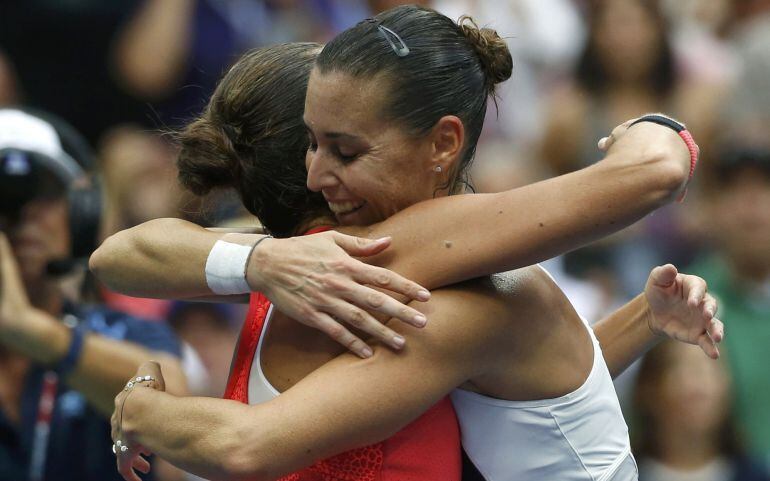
637, 343, 732, 470
0, 192, 187, 419
106, 69, 722, 481
94, 68, 704, 360
710, 166, 770, 282
304, 71, 454, 225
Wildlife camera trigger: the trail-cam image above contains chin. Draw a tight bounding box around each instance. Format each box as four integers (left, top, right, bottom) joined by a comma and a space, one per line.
336, 207, 378, 226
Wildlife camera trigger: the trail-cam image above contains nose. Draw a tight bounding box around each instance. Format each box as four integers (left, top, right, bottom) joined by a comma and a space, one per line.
306, 148, 339, 193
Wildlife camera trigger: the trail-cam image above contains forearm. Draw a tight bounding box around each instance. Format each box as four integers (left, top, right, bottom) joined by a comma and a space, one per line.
122, 388, 263, 481
374, 131, 689, 289
91, 218, 257, 299
593, 294, 661, 378
0, 309, 186, 417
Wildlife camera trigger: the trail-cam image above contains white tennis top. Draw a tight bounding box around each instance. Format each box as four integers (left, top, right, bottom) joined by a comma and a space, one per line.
451, 298, 638, 481
249, 276, 638, 481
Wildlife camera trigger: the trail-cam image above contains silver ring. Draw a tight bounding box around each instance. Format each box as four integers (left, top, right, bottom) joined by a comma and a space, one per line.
113, 440, 129, 455
124, 375, 156, 391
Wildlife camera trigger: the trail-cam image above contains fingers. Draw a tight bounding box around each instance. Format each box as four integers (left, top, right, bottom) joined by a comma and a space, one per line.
333, 232, 392, 257
132, 453, 151, 474
702, 293, 718, 320
348, 282, 428, 328
649, 264, 678, 288
684, 275, 707, 308
117, 453, 144, 481
111, 407, 119, 443
325, 297, 406, 351
137, 360, 165, 391
697, 331, 720, 360
708, 317, 724, 344
353, 263, 430, 302
598, 117, 639, 151
309, 312, 373, 358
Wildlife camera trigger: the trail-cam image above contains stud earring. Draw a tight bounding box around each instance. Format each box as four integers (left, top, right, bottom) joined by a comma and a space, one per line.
434, 165, 442, 173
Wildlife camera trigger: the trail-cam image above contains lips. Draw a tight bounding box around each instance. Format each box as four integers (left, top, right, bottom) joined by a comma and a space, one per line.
327, 200, 366, 216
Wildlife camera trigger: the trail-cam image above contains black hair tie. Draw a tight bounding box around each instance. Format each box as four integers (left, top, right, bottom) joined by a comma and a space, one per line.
630, 114, 685, 133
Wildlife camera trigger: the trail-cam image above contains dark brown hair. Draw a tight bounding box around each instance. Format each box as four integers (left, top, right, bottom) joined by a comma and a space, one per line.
576, 0, 675, 98
315, 5, 513, 192
631, 341, 744, 460
176, 43, 327, 237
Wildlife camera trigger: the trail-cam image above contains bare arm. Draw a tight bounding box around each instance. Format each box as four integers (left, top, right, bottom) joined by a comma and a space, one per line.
595, 265, 723, 378
91, 120, 691, 354
593, 295, 660, 378
361, 122, 690, 287
93, 121, 689, 295
115, 291, 498, 481
0, 234, 187, 417
0, 309, 186, 416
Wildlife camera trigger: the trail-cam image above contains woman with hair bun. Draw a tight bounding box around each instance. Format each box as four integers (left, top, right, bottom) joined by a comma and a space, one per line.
96, 6, 718, 481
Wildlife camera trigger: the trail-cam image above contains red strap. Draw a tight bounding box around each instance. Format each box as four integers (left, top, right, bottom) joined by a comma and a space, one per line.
223, 292, 271, 403
304, 226, 333, 235
223, 226, 333, 403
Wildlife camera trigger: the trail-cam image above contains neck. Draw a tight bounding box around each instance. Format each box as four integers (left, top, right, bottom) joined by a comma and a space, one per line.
655, 424, 721, 469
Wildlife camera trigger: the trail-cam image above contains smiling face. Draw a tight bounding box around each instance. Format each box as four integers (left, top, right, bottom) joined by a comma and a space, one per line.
304, 69, 460, 225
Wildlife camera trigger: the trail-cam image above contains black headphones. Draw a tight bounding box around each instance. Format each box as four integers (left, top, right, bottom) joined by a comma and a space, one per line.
0, 108, 102, 267
42, 111, 103, 261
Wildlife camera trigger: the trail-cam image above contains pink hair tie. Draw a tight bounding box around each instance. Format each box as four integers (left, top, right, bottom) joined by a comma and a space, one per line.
629, 114, 699, 201
677, 129, 699, 180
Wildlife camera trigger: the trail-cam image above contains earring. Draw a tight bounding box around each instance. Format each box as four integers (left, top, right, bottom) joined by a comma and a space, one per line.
434, 165, 442, 173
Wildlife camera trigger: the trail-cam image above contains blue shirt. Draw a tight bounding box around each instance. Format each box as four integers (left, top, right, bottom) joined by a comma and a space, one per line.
0, 305, 182, 481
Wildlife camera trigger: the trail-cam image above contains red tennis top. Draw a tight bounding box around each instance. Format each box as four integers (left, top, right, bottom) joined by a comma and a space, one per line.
223, 228, 461, 481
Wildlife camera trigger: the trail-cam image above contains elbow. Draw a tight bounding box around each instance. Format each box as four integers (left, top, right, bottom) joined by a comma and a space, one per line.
220, 444, 272, 481
88, 235, 120, 287
89, 227, 139, 291
219, 421, 288, 481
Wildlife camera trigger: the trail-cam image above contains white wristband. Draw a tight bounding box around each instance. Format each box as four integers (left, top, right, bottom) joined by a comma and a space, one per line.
204, 240, 253, 295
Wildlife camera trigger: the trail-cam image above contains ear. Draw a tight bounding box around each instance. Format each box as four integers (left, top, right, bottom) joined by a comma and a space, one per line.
429, 115, 464, 173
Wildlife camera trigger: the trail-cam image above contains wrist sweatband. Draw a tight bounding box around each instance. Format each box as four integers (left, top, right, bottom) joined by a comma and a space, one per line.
55, 318, 87, 378
205, 236, 272, 295
629, 114, 699, 180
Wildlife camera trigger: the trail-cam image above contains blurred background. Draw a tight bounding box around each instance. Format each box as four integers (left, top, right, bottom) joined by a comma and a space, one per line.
0, 1, 768, 480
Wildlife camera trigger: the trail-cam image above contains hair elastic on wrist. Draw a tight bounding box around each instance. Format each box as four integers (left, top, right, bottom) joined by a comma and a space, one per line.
244, 234, 273, 279
630, 114, 698, 180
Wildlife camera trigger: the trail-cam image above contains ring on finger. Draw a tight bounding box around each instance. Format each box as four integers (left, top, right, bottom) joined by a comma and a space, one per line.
113, 439, 129, 454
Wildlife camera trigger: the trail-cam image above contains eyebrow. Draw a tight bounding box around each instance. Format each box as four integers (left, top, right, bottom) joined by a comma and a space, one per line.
303, 120, 361, 141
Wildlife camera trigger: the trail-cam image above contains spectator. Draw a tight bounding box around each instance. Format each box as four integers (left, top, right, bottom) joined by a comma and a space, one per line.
688, 138, 770, 469
0, 108, 187, 481
632, 341, 770, 481
167, 302, 242, 397
539, 0, 725, 298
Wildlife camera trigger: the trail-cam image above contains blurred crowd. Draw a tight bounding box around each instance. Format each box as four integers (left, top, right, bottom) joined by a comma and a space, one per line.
0, 1, 768, 480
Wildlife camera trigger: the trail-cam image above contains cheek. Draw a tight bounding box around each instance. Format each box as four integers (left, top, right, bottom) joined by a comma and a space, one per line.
45, 202, 71, 257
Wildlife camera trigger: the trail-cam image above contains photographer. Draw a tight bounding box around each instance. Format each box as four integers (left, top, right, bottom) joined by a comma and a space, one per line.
0, 108, 186, 481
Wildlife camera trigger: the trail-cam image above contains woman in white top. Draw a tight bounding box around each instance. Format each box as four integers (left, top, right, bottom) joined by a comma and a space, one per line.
94, 8, 720, 481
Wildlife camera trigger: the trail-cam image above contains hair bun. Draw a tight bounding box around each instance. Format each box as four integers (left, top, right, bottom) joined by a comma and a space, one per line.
458, 16, 512, 87
176, 116, 241, 196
